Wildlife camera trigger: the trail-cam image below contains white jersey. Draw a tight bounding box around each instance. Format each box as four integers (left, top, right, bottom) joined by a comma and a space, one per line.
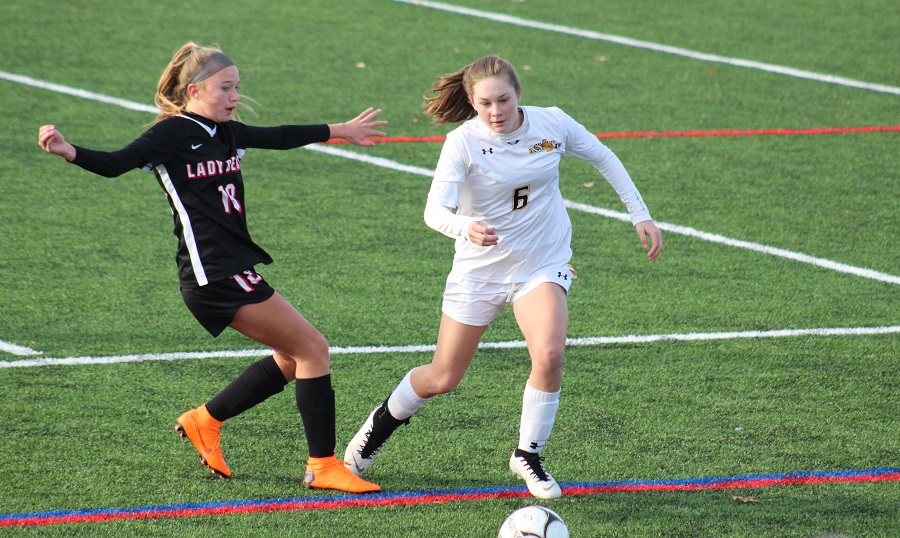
426, 106, 651, 283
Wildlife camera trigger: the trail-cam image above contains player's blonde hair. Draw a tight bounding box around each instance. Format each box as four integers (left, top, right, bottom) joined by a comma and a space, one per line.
422, 55, 521, 125
154, 42, 253, 124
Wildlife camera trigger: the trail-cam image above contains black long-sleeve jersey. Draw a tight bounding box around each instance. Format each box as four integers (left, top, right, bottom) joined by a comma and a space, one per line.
71, 112, 329, 287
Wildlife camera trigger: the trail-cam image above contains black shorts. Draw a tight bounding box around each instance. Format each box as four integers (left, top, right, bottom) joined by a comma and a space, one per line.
181, 269, 276, 337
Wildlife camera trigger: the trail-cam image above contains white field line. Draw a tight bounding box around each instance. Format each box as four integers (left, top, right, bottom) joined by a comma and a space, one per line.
0, 71, 158, 113
10, 67, 896, 285
312, 144, 900, 286
306, 143, 436, 177
4, 73, 898, 358
1, 326, 897, 369
393, 0, 900, 96
563, 201, 900, 286
0, 340, 42, 356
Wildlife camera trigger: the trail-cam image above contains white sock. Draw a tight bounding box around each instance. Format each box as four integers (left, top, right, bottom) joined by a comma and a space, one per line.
518, 383, 560, 453
387, 370, 430, 421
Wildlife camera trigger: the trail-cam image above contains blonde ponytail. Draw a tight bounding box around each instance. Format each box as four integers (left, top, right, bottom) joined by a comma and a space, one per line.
153, 42, 253, 124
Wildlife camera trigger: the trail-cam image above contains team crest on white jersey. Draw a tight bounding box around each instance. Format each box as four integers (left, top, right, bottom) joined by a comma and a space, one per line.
529, 139, 561, 154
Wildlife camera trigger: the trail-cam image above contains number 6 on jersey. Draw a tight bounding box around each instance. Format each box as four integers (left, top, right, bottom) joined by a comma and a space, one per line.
513, 184, 530, 211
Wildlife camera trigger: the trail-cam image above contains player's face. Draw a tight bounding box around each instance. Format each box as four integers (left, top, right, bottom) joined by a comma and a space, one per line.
186, 66, 241, 123
470, 76, 522, 134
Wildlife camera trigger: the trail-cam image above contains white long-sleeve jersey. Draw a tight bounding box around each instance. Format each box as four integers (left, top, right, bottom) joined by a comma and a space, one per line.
424, 106, 651, 284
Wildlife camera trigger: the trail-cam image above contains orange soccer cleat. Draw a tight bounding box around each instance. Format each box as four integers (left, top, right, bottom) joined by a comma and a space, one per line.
303, 454, 381, 493
175, 405, 231, 478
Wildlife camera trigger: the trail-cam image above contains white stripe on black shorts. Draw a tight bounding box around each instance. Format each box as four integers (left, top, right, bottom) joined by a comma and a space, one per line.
180, 269, 276, 337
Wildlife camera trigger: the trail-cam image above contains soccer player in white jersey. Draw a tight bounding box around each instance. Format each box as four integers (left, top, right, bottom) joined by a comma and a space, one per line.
344, 56, 663, 499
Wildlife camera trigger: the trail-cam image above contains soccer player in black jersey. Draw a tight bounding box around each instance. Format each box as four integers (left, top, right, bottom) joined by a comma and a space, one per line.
38, 42, 386, 493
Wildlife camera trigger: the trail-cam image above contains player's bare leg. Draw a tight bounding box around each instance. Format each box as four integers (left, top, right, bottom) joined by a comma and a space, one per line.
344, 316, 486, 475
231, 293, 380, 493
509, 283, 567, 499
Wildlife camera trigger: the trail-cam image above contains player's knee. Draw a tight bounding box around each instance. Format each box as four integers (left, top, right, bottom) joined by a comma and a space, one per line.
310, 329, 329, 356
307, 333, 330, 366
530, 347, 564, 376
281, 329, 329, 365
426, 372, 463, 396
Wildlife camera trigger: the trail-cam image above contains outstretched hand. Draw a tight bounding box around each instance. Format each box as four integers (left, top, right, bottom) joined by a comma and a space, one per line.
635, 220, 663, 261
329, 107, 388, 147
38, 125, 76, 161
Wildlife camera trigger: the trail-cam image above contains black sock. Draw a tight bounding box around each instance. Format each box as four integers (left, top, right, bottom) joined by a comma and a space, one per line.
205, 355, 288, 422
295, 374, 336, 458
374, 399, 408, 436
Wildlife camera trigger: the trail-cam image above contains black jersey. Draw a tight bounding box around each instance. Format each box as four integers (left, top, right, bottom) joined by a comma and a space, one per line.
71, 113, 329, 287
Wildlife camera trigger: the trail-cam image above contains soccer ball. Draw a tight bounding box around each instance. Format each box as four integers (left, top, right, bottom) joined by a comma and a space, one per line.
498, 505, 569, 538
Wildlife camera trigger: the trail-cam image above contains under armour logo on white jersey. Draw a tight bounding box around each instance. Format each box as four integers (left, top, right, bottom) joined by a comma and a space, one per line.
482, 148, 493, 154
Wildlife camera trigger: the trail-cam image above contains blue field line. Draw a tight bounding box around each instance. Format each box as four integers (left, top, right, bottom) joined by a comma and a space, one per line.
2, 467, 897, 526
572, 467, 900, 489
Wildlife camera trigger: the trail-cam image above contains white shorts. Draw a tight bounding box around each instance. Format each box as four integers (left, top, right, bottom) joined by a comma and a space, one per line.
442, 264, 576, 326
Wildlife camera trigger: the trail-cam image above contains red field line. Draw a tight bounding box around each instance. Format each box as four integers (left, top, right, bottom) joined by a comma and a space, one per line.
3, 468, 897, 528
324, 125, 900, 144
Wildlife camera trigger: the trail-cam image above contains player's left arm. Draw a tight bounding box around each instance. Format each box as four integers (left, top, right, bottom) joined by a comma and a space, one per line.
327, 107, 387, 147
559, 109, 662, 261
635, 219, 663, 261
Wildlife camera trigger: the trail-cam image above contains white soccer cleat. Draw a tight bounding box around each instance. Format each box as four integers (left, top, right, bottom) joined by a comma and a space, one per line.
509, 449, 562, 499
343, 406, 385, 477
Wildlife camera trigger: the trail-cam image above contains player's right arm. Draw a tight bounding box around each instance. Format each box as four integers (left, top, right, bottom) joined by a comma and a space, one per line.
38, 125, 76, 162
38, 123, 173, 178
423, 200, 497, 247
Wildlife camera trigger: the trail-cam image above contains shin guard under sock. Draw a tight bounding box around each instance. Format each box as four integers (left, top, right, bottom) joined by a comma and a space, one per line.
295, 374, 336, 458
517, 383, 560, 453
